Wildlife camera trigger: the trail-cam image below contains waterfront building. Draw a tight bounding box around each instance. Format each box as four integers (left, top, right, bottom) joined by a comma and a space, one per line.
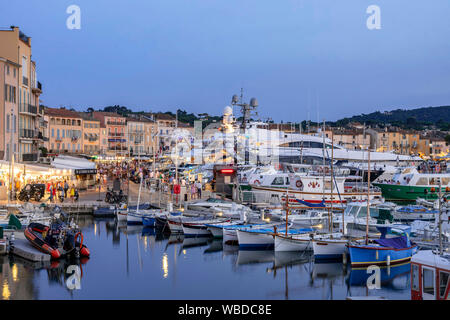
126, 118, 146, 157
323, 128, 370, 150
0, 26, 44, 162
78, 112, 101, 155
45, 107, 83, 155
92, 111, 127, 158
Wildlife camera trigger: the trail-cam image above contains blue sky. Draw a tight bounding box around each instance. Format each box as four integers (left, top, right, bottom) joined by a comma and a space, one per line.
2, 0, 450, 121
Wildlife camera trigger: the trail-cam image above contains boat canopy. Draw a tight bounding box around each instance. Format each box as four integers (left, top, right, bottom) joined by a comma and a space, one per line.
375, 235, 410, 249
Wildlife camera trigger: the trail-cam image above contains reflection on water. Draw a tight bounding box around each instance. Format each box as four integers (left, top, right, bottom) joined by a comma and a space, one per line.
0, 219, 412, 300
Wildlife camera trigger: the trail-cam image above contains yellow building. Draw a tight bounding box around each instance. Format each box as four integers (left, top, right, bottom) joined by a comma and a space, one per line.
45, 107, 83, 154
323, 128, 370, 150
0, 26, 44, 162
78, 112, 100, 155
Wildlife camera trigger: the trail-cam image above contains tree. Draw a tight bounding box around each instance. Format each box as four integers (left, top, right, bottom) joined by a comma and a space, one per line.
39, 147, 48, 157
445, 134, 450, 145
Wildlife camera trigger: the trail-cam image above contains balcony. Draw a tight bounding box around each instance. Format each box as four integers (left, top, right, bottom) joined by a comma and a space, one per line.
107, 121, 125, 126
32, 81, 42, 94
19, 129, 35, 139
108, 146, 127, 151
22, 153, 38, 162
19, 103, 37, 115
109, 132, 124, 137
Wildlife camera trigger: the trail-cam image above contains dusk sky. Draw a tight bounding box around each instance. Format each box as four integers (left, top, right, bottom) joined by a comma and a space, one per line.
2, 0, 450, 121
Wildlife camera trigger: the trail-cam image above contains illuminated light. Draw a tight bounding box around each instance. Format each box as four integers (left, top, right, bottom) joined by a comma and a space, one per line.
94, 223, 97, 236
2, 281, 10, 300
182, 250, 186, 255
12, 264, 18, 282
162, 253, 169, 279
220, 169, 234, 174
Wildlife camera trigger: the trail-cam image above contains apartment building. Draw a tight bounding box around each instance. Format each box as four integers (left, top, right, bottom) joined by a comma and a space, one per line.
0, 26, 44, 162
126, 118, 146, 156
323, 128, 370, 150
46, 108, 83, 154
78, 112, 101, 155
92, 112, 127, 157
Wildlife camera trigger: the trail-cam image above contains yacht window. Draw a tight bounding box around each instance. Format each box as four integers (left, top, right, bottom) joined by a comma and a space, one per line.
285, 177, 290, 185
429, 178, 436, 186
423, 268, 435, 296
351, 206, 361, 216
271, 177, 285, 185
412, 264, 419, 291
370, 207, 379, 218
416, 177, 428, 186
439, 271, 449, 299
441, 178, 450, 186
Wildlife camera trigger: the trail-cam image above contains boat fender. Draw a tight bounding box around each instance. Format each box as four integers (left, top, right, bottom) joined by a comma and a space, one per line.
75, 232, 83, 249
51, 249, 61, 259
295, 180, 303, 189
254, 180, 261, 185
387, 255, 391, 266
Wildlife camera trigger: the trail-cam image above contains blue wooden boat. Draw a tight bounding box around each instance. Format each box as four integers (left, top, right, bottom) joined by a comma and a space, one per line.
142, 214, 157, 227
93, 205, 117, 218
347, 225, 418, 267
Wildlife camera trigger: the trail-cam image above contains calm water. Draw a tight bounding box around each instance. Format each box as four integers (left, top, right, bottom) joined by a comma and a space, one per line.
0, 217, 412, 300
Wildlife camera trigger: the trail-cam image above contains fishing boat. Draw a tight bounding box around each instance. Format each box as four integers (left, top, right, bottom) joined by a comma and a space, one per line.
347, 225, 418, 267
274, 233, 314, 252
205, 221, 245, 238
312, 233, 353, 261
222, 223, 271, 245
236, 226, 314, 250
372, 166, 450, 201
182, 218, 230, 237
127, 210, 144, 225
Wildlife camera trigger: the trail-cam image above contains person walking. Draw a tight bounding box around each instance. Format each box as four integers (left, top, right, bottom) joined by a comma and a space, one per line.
196, 180, 202, 199
64, 180, 69, 198
70, 184, 75, 203
48, 184, 54, 203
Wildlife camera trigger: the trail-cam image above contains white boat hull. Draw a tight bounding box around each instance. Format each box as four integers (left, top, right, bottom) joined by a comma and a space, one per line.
236, 230, 275, 250
182, 224, 212, 237
116, 210, 127, 221
168, 218, 183, 233
127, 212, 143, 225
223, 228, 238, 244
274, 235, 313, 252
312, 238, 348, 260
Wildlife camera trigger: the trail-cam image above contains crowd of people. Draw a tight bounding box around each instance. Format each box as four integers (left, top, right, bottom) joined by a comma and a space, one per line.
96, 160, 206, 201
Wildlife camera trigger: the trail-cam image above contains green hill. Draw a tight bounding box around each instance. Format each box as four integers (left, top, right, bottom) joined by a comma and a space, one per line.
334, 105, 450, 130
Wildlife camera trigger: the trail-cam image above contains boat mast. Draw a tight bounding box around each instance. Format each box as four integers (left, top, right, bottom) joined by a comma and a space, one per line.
285, 189, 289, 236
322, 120, 325, 203
438, 178, 443, 255
330, 130, 334, 234
366, 149, 371, 245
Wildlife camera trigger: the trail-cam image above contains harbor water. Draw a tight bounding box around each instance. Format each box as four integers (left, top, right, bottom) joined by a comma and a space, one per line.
0, 217, 411, 300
